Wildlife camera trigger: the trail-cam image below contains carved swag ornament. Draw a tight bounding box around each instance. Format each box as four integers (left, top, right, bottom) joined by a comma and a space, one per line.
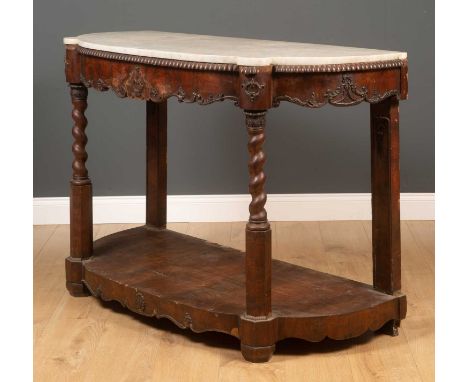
273, 74, 399, 108
81, 66, 238, 105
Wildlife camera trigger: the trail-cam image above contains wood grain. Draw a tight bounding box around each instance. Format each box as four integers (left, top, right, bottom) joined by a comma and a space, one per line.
371, 96, 401, 295
81, 226, 404, 342
64, 43, 409, 363
146, 100, 167, 228
69, 46, 406, 111
66, 84, 93, 297
34, 221, 433, 381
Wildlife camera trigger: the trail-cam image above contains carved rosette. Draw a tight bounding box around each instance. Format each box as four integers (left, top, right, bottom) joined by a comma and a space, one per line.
124, 66, 145, 98
70, 84, 90, 185
273, 74, 400, 108
245, 111, 269, 231
110, 66, 153, 100
242, 75, 265, 102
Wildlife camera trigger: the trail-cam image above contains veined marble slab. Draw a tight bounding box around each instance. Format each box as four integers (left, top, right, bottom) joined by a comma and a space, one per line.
64, 31, 407, 67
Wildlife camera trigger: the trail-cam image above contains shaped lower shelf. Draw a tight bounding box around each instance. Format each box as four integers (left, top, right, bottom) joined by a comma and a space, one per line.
82, 226, 406, 342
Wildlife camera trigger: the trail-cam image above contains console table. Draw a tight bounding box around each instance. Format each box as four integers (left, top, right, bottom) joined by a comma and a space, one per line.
64, 31, 408, 363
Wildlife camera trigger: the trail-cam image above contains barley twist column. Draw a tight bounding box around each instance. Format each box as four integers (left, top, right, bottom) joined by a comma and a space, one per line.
66, 84, 93, 296
244, 111, 271, 316
240, 110, 275, 363
71, 85, 90, 185
246, 111, 269, 232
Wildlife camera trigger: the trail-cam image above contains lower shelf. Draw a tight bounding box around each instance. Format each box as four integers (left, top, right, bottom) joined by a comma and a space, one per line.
82, 226, 406, 342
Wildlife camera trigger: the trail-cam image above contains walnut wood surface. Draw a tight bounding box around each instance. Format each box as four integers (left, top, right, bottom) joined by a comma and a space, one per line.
146, 100, 167, 228
66, 84, 93, 297
36, 222, 433, 381
65, 45, 407, 111
243, 111, 273, 360
371, 96, 401, 294
244, 112, 271, 313
64, 42, 408, 362
82, 226, 405, 340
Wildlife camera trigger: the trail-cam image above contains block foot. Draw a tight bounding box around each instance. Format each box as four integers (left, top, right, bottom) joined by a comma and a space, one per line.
66, 281, 90, 297
240, 343, 275, 363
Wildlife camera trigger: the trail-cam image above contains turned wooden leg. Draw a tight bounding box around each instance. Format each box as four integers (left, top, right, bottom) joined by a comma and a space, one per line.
240, 110, 276, 362
370, 96, 401, 297
65, 84, 92, 297
146, 100, 167, 228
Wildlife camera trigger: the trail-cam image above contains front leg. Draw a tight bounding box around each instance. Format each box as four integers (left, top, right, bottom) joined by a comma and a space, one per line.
65, 84, 93, 297
240, 110, 276, 362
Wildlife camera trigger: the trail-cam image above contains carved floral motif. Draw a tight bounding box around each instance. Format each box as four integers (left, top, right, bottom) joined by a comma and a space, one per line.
124, 66, 146, 98
272, 93, 324, 108
273, 74, 399, 108
242, 76, 265, 102
80, 66, 238, 105
366, 89, 400, 104
183, 312, 193, 327
325, 74, 368, 106
81, 281, 225, 335
135, 291, 146, 312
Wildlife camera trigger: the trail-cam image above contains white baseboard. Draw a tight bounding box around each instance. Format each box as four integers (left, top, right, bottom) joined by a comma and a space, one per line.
33, 193, 434, 225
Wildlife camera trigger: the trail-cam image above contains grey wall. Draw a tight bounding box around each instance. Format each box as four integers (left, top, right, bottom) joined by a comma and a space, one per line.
34, 0, 434, 197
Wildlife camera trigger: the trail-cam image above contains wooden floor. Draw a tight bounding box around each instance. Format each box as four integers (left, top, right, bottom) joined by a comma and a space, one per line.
34, 221, 434, 382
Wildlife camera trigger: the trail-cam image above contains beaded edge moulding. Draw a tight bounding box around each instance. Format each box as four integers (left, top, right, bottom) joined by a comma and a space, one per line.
73, 46, 406, 74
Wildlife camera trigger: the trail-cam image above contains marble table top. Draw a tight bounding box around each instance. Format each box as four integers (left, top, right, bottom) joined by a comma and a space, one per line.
64, 31, 407, 67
